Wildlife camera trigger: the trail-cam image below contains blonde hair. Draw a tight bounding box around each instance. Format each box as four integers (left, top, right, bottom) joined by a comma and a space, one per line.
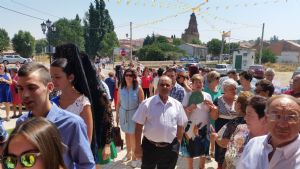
191, 74, 204, 83
207, 71, 220, 83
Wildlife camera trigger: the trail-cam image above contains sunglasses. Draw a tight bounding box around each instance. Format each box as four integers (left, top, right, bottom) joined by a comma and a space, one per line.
2, 152, 41, 169
125, 74, 133, 77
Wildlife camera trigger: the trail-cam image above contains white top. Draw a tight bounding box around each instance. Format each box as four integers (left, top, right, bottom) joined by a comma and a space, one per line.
65, 95, 91, 115
237, 134, 300, 169
132, 95, 188, 143
182, 91, 212, 139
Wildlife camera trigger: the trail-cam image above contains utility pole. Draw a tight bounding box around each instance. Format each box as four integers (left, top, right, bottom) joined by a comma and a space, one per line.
259, 23, 265, 64
219, 31, 225, 63
130, 22, 133, 63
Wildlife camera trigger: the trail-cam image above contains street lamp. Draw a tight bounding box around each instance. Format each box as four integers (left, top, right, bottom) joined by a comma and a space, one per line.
41, 19, 56, 63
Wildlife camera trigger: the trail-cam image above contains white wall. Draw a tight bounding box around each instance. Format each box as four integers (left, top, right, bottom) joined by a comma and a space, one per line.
277, 51, 299, 63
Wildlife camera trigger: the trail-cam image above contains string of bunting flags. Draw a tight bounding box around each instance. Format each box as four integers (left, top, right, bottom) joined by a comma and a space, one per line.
113, 0, 287, 30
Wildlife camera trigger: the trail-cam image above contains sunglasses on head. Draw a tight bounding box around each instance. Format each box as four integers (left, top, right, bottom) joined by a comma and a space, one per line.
1, 152, 41, 169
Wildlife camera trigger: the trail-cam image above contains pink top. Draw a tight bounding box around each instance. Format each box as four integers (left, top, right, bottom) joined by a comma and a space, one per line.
141, 75, 152, 89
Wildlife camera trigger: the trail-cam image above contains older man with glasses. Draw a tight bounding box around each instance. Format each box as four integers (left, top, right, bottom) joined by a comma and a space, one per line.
238, 94, 300, 169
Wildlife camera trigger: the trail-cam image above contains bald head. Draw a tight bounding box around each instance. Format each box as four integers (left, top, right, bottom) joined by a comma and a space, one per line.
158, 76, 172, 85
157, 76, 173, 96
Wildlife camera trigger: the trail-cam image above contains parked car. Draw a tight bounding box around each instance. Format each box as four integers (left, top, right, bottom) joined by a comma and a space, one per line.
215, 64, 233, 75
184, 63, 204, 70
0, 55, 31, 64
248, 65, 265, 79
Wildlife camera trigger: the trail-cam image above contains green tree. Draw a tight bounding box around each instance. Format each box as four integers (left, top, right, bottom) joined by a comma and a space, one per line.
191, 39, 202, 45
207, 38, 222, 56
12, 31, 35, 58
100, 31, 119, 56
172, 38, 182, 46
84, 0, 115, 57
48, 17, 85, 50
270, 35, 279, 43
224, 42, 239, 54
0, 28, 10, 52
156, 36, 168, 43
137, 45, 165, 61
255, 48, 277, 63
35, 39, 48, 54
143, 35, 152, 46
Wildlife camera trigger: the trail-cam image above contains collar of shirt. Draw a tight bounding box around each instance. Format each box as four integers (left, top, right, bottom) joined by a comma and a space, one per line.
27, 102, 60, 122
154, 95, 172, 106
263, 134, 300, 160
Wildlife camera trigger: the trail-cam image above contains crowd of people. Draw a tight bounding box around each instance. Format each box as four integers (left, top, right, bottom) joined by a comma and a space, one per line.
0, 42, 299, 169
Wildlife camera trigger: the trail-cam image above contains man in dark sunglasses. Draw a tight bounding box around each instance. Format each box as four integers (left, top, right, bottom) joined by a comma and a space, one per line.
16, 63, 95, 169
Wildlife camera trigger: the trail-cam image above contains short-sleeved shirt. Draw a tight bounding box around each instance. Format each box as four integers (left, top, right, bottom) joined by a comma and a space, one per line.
132, 95, 188, 143
182, 91, 212, 129
17, 103, 95, 169
141, 75, 152, 89
237, 134, 300, 169
169, 83, 185, 103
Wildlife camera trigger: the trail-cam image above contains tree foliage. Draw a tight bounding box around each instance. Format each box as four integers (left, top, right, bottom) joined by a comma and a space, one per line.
191, 39, 202, 45
12, 31, 35, 58
224, 42, 239, 54
99, 31, 119, 56
207, 38, 222, 56
35, 39, 48, 54
138, 34, 185, 61
0, 28, 10, 52
84, 0, 115, 57
270, 35, 279, 43
255, 48, 277, 63
48, 17, 85, 50
172, 38, 182, 46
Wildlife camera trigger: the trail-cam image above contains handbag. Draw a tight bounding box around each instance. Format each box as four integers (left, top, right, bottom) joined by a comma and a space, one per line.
112, 124, 124, 150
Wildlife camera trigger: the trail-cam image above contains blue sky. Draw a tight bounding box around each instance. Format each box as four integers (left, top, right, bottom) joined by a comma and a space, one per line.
0, 0, 299, 42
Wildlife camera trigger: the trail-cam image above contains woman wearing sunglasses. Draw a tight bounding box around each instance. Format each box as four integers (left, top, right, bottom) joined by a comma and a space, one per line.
1, 117, 66, 169
116, 68, 144, 167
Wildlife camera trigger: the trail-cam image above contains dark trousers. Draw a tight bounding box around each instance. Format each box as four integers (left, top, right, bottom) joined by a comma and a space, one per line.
215, 118, 230, 165
143, 88, 150, 98
141, 137, 179, 169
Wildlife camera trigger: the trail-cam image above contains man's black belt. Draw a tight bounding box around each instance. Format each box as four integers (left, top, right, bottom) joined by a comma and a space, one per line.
144, 137, 171, 148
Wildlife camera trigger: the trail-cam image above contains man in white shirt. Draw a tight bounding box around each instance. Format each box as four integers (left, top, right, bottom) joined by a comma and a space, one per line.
238, 94, 300, 169
133, 76, 188, 169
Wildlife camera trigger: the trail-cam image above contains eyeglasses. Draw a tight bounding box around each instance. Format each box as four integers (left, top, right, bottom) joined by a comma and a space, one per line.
1, 152, 41, 169
267, 112, 300, 123
125, 74, 133, 77
159, 83, 171, 87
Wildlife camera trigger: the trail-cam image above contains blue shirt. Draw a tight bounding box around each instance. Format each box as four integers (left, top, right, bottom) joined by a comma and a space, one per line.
169, 83, 185, 103
17, 103, 95, 169
104, 77, 115, 100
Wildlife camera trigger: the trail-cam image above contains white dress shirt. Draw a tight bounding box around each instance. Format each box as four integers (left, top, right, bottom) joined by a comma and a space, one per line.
237, 134, 300, 169
132, 95, 188, 143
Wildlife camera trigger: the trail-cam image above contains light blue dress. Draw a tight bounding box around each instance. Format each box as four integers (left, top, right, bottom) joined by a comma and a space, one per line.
119, 86, 139, 134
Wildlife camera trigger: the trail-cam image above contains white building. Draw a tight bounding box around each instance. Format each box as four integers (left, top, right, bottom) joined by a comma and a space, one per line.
178, 43, 207, 60
232, 49, 255, 71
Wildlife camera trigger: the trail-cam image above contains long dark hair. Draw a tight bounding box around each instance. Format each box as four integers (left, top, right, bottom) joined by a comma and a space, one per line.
115, 65, 123, 87
121, 68, 138, 90
53, 44, 112, 155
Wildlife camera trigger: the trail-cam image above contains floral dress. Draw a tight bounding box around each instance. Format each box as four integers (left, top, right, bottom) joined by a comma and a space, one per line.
225, 124, 250, 169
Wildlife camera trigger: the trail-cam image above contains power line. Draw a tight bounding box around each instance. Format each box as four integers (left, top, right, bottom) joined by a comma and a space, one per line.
10, 0, 61, 19
0, 4, 46, 21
